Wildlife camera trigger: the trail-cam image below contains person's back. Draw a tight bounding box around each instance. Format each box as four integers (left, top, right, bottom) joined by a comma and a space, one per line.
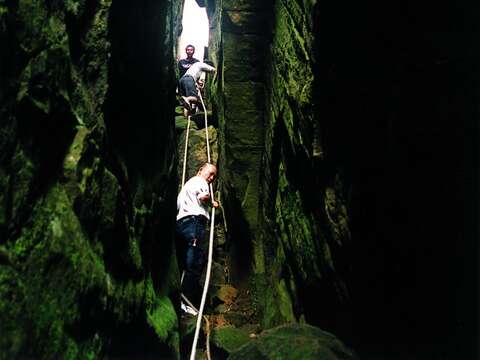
179, 61, 216, 115
184, 62, 216, 81
177, 175, 210, 221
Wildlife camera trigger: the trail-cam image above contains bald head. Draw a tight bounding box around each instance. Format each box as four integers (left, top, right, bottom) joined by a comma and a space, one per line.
197, 163, 217, 184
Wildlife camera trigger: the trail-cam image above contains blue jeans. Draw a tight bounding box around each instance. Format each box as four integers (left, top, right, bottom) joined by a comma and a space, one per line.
176, 215, 206, 304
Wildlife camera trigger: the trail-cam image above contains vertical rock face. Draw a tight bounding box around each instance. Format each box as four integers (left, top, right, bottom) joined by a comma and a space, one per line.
311, 2, 477, 358
0, 0, 182, 358
207, 0, 349, 332
258, 0, 353, 331
207, 0, 477, 358
207, 0, 273, 291
0, 0, 476, 358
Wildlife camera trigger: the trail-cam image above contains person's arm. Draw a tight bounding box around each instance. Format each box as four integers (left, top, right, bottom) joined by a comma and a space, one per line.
198, 193, 209, 202
198, 192, 219, 208
197, 64, 215, 88
200, 63, 216, 73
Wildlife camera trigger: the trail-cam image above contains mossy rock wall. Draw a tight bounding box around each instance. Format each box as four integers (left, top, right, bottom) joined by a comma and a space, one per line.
228, 323, 357, 360
206, 0, 274, 302
0, 1, 182, 358
208, 0, 476, 358
257, 0, 353, 330
205, 0, 351, 331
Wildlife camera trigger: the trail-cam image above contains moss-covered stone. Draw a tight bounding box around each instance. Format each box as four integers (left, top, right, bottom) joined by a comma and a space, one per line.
177, 125, 218, 186
228, 324, 357, 360
222, 11, 269, 35
1, 0, 180, 358
222, 0, 269, 11
0, 185, 106, 358
223, 82, 265, 111
223, 33, 265, 83
212, 325, 252, 354
146, 282, 179, 357
228, 323, 357, 360
205, 0, 353, 338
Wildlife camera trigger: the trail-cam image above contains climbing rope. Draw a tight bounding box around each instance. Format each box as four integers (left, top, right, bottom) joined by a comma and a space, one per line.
178, 87, 217, 360
181, 115, 192, 186
189, 89, 216, 360
199, 91, 211, 163
181, 294, 212, 360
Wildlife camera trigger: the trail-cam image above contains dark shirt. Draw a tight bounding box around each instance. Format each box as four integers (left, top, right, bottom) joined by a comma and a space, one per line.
178, 58, 200, 78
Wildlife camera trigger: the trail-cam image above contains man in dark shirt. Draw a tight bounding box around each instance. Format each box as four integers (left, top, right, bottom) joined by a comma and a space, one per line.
178, 44, 199, 78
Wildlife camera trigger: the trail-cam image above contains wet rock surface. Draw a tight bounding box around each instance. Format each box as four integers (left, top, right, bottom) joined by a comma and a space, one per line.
228, 323, 357, 360
0, 1, 181, 358
0, 0, 477, 359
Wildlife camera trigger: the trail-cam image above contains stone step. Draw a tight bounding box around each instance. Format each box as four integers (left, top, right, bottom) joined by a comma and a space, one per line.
175, 111, 214, 131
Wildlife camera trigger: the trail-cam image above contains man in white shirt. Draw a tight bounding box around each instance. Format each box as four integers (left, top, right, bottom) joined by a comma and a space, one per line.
178, 60, 216, 116
176, 163, 219, 307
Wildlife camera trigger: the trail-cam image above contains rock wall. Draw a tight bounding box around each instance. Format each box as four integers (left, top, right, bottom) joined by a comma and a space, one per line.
0, 0, 182, 358
206, 0, 350, 331
257, 0, 353, 331
206, 0, 478, 358
206, 0, 274, 310
0, 0, 476, 358
312, 2, 478, 358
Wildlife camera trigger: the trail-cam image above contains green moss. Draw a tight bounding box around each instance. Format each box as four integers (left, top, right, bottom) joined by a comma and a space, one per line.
109, 279, 145, 323
276, 279, 295, 323
127, 234, 143, 272
145, 276, 179, 357
228, 324, 357, 360
222, 0, 269, 11
2, 0, 180, 357
223, 10, 267, 35
65, 0, 83, 16
1, 184, 107, 358
212, 326, 252, 353
223, 33, 264, 82
147, 295, 177, 341
177, 126, 218, 183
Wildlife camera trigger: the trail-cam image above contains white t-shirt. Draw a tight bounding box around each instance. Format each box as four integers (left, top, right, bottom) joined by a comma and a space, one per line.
185, 62, 215, 81
176, 176, 211, 221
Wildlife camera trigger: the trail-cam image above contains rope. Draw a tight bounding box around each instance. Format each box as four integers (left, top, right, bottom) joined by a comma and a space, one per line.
190, 201, 215, 360
189, 89, 216, 360
181, 115, 192, 186
181, 294, 212, 360
180, 116, 191, 287
198, 91, 211, 163
205, 315, 212, 360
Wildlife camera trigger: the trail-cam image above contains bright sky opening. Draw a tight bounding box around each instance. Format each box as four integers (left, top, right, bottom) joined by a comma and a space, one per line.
178, 0, 209, 61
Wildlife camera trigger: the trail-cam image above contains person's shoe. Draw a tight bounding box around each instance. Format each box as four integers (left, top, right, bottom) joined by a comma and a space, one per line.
181, 302, 198, 316
181, 96, 191, 111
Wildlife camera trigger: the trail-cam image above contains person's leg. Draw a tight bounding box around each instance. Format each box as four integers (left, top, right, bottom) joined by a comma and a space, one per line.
183, 241, 204, 304
179, 76, 193, 115
178, 76, 188, 97
175, 223, 187, 272
177, 222, 196, 302
182, 217, 206, 305
182, 76, 199, 115
184, 76, 198, 98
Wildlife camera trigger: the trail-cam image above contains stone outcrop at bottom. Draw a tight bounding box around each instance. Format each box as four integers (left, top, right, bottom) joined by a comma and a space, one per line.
228, 323, 357, 360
